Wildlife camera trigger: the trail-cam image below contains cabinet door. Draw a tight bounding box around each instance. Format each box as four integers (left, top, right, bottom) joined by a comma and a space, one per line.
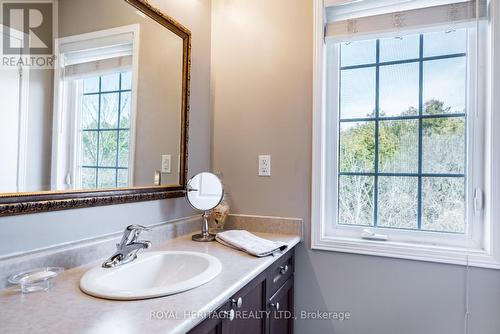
222, 274, 266, 334
190, 302, 235, 334
189, 312, 223, 334
268, 277, 294, 334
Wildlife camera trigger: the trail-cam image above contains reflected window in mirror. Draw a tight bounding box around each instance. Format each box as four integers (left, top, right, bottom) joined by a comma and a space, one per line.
53, 25, 139, 191
78, 72, 133, 189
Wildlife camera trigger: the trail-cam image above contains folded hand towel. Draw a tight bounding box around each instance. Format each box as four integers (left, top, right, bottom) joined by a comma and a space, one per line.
215, 230, 288, 257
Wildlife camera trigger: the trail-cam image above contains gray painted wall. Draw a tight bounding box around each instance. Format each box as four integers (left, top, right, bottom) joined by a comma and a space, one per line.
211, 0, 500, 333
26, 69, 53, 192
0, 0, 212, 256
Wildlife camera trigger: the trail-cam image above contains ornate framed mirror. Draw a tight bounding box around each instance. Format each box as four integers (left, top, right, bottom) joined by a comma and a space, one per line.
0, 0, 191, 216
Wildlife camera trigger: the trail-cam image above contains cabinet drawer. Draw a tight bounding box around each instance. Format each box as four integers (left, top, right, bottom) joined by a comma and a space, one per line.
266, 249, 294, 298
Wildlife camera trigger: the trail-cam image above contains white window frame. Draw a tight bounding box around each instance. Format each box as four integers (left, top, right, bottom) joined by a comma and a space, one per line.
51, 25, 140, 190
311, 0, 500, 269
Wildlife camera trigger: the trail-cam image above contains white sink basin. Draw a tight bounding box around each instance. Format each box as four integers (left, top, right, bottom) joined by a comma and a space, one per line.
80, 251, 222, 300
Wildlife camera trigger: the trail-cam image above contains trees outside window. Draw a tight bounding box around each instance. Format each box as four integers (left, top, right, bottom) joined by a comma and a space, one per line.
79, 72, 132, 189
337, 30, 467, 233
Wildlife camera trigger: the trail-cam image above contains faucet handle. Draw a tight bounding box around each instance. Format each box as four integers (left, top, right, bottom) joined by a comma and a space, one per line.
120, 225, 152, 245
126, 224, 152, 232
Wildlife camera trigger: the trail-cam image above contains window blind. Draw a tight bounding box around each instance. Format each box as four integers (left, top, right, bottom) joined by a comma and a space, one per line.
325, 0, 487, 41
59, 32, 134, 80
63, 55, 132, 80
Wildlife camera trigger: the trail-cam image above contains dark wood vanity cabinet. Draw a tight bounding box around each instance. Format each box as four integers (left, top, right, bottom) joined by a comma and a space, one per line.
223, 274, 267, 334
268, 277, 294, 334
189, 249, 295, 334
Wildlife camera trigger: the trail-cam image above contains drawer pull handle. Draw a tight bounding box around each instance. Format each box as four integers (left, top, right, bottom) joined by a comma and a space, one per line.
271, 302, 280, 311
230, 297, 243, 309
279, 264, 289, 275
222, 309, 235, 321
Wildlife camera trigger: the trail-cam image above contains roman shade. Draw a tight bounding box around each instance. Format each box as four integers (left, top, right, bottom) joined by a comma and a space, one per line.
60, 32, 134, 80
325, 0, 487, 41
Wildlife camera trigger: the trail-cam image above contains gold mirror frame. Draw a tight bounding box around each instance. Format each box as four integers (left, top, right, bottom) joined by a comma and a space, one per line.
0, 0, 191, 217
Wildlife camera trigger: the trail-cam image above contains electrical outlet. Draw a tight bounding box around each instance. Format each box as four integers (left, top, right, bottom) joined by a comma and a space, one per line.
161, 154, 171, 173
258, 155, 271, 176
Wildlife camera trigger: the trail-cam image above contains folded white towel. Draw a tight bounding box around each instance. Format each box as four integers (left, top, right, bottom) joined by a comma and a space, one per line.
215, 230, 288, 257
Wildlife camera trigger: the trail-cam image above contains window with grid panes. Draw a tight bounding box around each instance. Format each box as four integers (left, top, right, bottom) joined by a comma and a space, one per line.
79, 71, 132, 189
337, 29, 467, 233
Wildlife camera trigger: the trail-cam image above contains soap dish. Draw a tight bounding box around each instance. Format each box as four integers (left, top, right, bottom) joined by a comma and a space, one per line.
8, 267, 64, 293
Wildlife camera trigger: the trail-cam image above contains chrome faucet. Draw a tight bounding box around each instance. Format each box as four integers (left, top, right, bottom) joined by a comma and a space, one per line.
102, 225, 152, 268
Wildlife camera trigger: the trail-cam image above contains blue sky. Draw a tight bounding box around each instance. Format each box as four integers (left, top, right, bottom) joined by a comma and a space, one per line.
339, 29, 467, 119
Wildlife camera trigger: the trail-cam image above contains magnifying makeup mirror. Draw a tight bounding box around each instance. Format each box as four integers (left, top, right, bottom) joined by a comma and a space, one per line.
186, 172, 224, 242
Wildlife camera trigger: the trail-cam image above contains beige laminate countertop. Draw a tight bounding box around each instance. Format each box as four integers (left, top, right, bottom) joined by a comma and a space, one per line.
0, 233, 300, 334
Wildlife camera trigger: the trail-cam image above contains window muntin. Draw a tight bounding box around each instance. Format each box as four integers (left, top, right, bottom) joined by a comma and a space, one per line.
79, 72, 132, 189
337, 29, 467, 233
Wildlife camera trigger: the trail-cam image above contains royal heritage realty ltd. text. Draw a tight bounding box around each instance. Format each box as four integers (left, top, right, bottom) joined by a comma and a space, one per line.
150, 310, 352, 321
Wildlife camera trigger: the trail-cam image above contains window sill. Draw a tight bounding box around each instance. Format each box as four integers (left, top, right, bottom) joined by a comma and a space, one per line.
311, 235, 500, 269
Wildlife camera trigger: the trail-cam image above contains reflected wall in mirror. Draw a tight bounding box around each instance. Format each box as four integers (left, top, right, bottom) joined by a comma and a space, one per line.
186, 173, 224, 211
0, 0, 190, 215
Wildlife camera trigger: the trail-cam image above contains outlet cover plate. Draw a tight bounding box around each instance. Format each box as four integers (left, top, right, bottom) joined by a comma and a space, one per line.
258, 155, 271, 177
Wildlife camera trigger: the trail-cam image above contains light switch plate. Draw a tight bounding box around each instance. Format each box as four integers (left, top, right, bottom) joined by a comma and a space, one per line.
258, 155, 271, 177
161, 155, 171, 174
154, 170, 161, 185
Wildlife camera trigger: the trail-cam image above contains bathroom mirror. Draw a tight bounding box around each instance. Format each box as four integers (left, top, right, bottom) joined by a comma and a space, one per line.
186, 173, 224, 242
0, 0, 191, 216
